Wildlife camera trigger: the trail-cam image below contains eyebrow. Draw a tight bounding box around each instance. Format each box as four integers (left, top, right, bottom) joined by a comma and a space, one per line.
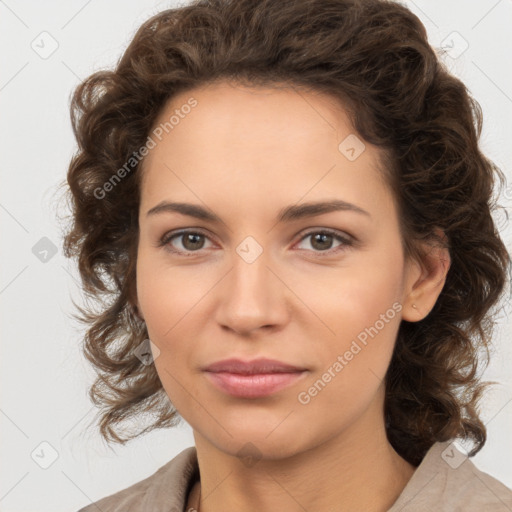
146, 199, 371, 223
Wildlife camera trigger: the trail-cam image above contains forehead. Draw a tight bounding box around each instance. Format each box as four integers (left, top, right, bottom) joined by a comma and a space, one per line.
150, 81, 354, 153
139, 81, 393, 224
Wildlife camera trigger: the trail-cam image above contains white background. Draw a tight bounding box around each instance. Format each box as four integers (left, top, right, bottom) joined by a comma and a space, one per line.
1, 1, 511, 511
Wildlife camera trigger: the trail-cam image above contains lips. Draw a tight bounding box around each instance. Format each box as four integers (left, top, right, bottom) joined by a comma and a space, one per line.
202, 357, 308, 398
202, 357, 306, 374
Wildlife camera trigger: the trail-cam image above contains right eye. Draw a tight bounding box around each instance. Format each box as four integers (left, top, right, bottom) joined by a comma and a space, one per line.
159, 230, 216, 256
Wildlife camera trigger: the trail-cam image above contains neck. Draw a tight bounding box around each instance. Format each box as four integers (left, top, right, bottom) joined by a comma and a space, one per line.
191, 394, 415, 512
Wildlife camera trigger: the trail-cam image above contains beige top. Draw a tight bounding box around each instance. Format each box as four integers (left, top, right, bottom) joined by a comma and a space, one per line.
77, 440, 512, 511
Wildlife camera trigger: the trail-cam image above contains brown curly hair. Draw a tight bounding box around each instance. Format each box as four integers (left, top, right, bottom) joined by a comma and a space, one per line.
60, 0, 511, 465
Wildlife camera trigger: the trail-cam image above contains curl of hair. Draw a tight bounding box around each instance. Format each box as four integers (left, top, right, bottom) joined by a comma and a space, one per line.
61, 0, 510, 464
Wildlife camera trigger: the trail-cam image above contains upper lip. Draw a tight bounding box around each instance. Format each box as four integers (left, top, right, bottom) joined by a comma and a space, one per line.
202, 358, 306, 374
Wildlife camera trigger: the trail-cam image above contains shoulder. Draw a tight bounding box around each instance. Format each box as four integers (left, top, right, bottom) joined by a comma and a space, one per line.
76, 446, 198, 512
389, 441, 512, 511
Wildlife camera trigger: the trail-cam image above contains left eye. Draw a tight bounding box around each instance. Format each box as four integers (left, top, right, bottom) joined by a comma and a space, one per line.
159, 229, 353, 256
295, 230, 353, 253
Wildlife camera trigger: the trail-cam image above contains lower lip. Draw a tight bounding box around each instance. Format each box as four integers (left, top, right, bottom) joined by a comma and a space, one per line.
204, 371, 307, 398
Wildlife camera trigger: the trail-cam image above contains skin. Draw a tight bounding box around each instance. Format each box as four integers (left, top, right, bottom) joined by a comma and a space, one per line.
135, 81, 451, 512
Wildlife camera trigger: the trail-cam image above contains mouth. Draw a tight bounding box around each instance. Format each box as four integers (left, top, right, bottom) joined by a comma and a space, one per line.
202, 357, 308, 398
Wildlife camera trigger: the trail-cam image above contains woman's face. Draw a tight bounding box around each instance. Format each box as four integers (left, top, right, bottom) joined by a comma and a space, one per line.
136, 81, 425, 459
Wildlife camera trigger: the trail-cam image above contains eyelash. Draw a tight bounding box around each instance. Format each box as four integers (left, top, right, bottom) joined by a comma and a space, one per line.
157, 228, 354, 257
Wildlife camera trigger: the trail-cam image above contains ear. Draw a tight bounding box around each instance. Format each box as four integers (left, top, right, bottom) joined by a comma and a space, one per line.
401, 228, 451, 322
133, 299, 145, 322
128, 285, 145, 322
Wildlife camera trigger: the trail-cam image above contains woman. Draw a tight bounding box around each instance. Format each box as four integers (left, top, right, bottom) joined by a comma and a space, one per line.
64, 0, 512, 510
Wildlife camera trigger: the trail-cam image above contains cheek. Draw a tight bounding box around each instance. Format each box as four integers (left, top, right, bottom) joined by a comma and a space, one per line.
136, 251, 214, 401
136, 254, 188, 377
296, 294, 401, 431
298, 255, 403, 400
294, 251, 403, 349
136, 249, 211, 336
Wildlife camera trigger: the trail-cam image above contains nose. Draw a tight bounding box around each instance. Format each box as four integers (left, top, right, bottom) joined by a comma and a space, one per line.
214, 248, 290, 336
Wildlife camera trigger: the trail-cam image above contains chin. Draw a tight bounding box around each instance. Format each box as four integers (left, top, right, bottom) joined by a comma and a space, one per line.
218, 435, 307, 463
198, 419, 312, 461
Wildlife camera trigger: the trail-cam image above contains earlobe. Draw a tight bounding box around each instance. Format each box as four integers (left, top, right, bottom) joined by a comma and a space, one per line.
405, 301, 424, 321
402, 299, 423, 322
